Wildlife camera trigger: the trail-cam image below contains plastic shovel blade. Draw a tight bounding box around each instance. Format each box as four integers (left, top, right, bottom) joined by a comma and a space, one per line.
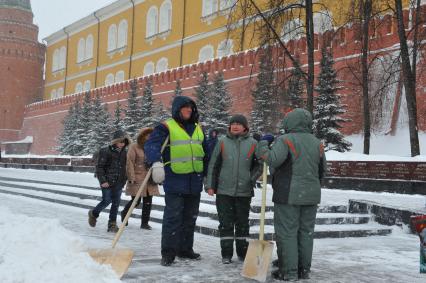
241, 239, 274, 282
88, 248, 134, 278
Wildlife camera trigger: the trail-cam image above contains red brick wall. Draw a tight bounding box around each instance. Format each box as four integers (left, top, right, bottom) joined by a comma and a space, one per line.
21, 12, 426, 155
0, 7, 45, 143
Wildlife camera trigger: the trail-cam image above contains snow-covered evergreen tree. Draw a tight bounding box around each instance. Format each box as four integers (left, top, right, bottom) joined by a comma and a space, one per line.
195, 71, 212, 128
123, 79, 142, 138
153, 101, 170, 123
209, 72, 232, 133
140, 80, 155, 128
174, 80, 183, 97
91, 94, 112, 151
58, 101, 78, 155
313, 48, 352, 152
113, 100, 124, 131
251, 48, 279, 134
287, 60, 305, 109
79, 91, 96, 155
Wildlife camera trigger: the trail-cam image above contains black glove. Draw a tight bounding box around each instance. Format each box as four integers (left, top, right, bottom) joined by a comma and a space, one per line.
261, 134, 275, 146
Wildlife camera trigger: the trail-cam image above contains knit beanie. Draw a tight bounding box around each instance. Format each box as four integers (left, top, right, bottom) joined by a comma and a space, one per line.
229, 114, 249, 130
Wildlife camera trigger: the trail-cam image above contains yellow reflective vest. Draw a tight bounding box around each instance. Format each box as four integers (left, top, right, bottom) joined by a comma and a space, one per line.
165, 119, 205, 174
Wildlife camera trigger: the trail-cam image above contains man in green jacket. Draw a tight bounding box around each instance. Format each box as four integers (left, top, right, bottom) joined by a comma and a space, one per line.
206, 114, 262, 264
257, 108, 327, 281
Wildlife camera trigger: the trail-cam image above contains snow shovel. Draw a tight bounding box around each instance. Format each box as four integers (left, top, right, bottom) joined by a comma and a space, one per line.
241, 162, 274, 282
88, 136, 169, 278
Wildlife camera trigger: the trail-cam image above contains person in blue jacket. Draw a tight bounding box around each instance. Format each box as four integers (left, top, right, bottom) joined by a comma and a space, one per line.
144, 95, 209, 266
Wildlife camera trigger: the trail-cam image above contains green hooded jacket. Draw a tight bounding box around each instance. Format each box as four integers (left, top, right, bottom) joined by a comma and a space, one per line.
206, 131, 261, 197
257, 109, 327, 205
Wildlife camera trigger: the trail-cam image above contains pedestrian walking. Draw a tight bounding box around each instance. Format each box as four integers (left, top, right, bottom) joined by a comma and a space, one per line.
88, 130, 130, 232
121, 127, 159, 230
144, 95, 209, 266
256, 108, 327, 281
206, 114, 262, 264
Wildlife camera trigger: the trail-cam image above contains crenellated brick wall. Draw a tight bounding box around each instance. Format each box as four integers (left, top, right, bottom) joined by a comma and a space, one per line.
20, 10, 426, 154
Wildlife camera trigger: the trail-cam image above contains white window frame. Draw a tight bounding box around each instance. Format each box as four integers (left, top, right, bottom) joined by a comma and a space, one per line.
52, 49, 59, 72
202, 0, 218, 17
57, 88, 64, 98
281, 19, 304, 42
143, 61, 155, 76
217, 39, 233, 58
159, 0, 172, 33
156, 57, 168, 73
108, 24, 117, 51
117, 20, 128, 48
85, 34, 94, 60
50, 89, 57, 99
59, 46, 67, 70
105, 73, 115, 86
83, 80, 91, 91
219, 0, 236, 11
75, 82, 83, 93
77, 38, 85, 63
313, 11, 333, 34
199, 45, 214, 62
146, 6, 159, 38
115, 70, 125, 83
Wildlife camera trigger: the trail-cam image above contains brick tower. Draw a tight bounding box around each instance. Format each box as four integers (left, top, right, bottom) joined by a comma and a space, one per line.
0, 0, 45, 142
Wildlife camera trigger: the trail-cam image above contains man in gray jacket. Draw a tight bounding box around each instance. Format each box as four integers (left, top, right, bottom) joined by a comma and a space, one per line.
206, 114, 262, 264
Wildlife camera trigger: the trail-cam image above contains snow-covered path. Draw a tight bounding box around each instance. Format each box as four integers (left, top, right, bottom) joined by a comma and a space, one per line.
1, 169, 425, 282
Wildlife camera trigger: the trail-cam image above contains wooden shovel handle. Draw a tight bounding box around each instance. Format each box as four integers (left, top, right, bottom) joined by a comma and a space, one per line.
259, 162, 268, 241
111, 136, 169, 248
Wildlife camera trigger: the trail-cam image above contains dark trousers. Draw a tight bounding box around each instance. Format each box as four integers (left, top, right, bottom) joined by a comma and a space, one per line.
122, 194, 153, 225
93, 183, 123, 222
161, 192, 201, 259
216, 194, 251, 259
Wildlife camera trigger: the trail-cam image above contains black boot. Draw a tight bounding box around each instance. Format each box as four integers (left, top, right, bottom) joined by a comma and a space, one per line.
107, 220, 119, 233
88, 210, 97, 227
141, 197, 152, 229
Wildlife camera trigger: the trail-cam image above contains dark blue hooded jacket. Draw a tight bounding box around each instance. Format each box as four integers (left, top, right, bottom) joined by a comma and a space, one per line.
144, 96, 209, 194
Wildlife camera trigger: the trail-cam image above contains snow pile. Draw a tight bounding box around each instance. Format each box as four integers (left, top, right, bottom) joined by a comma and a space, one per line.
0, 207, 121, 283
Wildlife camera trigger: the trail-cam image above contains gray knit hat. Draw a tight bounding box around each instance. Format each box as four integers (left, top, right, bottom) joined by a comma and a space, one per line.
229, 114, 249, 130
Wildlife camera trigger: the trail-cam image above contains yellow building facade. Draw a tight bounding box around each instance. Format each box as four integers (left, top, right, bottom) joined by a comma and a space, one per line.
43, 0, 411, 100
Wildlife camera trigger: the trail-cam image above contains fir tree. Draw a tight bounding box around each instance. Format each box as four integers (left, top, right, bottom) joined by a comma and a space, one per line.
153, 101, 170, 123
113, 100, 124, 131
140, 80, 155, 128
195, 71, 212, 128
313, 48, 352, 152
287, 60, 305, 109
251, 48, 279, 134
58, 101, 77, 155
174, 80, 183, 97
123, 79, 142, 138
209, 72, 232, 133
91, 94, 112, 151
79, 91, 95, 155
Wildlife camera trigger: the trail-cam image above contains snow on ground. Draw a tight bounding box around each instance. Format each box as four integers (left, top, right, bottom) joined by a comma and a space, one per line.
0, 206, 121, 283
0, 168, 426, 282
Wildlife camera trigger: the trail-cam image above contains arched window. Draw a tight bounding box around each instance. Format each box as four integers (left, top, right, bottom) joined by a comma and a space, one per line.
59, 46, 67, 70
117, 20, 128, 48
159, 1, 172, 33
281, 19, 304, 42
50, 89, 57, 99
313, 11, 333, 34
146, 6, 158, 37
57, 88, 64, 98
83, 80, 91, 91
220, 0, 236, 10
202, 0, 218, 17
217, 39, 233, 58
105, 73, 115, 86
115, 70, 125, 83
143, 61, 155, 76
108, 24, 117, 51
198, 45, 214, 62
75, 82, 83, 93
52, 49, 59, 72
85, 34, 94, 59
77, 38, 85, 63
156, 57, 168, 73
